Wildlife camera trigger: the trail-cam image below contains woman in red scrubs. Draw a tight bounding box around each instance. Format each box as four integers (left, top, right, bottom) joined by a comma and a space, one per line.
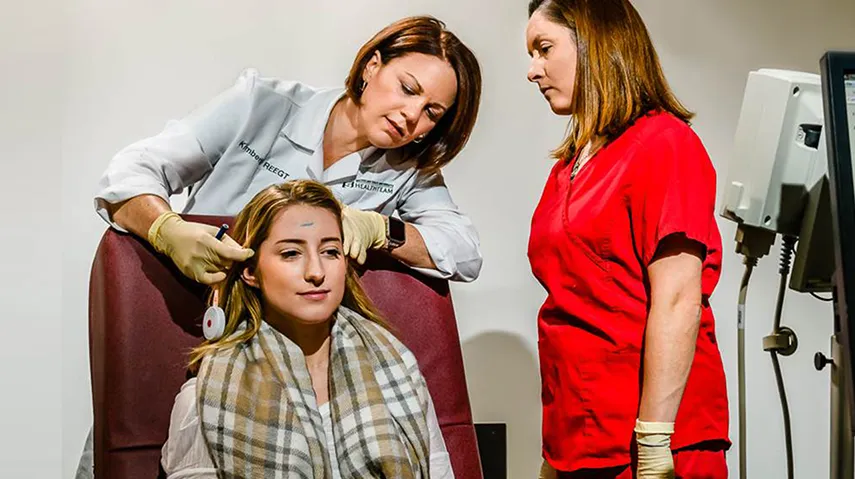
525, 1, 730, 478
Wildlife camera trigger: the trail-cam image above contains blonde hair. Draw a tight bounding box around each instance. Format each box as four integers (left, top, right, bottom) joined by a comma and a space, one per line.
188, 180, 387, 371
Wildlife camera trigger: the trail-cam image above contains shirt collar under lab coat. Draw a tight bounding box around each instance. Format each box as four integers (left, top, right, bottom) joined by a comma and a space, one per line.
279, 86, 384, 181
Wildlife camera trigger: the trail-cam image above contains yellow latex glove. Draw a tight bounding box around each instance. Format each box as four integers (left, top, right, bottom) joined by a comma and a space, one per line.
635, 419, 675, 479
147, 211, 254, 285
341, 206, 387, 264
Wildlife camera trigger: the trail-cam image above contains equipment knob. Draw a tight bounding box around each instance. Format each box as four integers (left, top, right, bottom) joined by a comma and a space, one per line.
814, 352, 832, 371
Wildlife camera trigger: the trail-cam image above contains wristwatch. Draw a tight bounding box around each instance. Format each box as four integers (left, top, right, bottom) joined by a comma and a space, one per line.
385, 216, 406, 250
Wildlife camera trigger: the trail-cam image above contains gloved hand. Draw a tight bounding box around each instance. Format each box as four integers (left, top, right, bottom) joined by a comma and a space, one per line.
341, 206, 387, 264
635, 419, 675, 479
147, 211, 254, 285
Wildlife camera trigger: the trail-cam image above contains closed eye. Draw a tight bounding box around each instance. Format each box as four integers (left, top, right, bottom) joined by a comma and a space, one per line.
280, 250, 300, 259
400, 78, 444, 122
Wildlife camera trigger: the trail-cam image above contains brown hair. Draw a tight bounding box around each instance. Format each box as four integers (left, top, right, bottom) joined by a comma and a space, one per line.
345, 15, 482, 173
528, 0, 693, 160
189, 180, 386, 370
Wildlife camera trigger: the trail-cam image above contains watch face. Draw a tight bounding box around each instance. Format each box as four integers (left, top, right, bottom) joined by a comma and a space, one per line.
389, 217, 406, 243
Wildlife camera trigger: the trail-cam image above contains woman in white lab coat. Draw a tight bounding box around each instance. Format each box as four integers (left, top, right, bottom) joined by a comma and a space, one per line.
94, 15, 483, 285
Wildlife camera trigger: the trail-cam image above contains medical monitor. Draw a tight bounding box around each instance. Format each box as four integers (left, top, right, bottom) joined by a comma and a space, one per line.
822, 50, 855, 429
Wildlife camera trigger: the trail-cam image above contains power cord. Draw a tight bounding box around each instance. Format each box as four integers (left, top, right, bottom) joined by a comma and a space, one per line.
733, 224, 776, 479
764, 235, 798, 479
810, 291, 834, 302
737, 256, 756, 479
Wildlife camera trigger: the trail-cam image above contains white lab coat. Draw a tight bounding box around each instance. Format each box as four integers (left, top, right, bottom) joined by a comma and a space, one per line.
94, 68, 481, 282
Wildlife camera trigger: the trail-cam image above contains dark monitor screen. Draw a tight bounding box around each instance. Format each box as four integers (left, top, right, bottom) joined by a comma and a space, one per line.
822, 51, 855, 430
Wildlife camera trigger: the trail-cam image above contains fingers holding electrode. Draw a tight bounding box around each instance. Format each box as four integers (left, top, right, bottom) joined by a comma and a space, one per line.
209, 224, 254, 262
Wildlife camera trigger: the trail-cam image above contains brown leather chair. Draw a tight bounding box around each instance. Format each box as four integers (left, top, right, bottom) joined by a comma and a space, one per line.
88, 215, 483, 478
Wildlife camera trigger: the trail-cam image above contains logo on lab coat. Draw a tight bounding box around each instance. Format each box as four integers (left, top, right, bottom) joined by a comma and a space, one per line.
342, 179, 394, 194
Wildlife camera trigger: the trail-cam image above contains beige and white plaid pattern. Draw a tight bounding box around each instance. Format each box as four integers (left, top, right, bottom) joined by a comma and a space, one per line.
196, 306, 431, 478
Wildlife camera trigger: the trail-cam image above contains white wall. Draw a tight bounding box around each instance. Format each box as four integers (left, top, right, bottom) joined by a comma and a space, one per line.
1, 0, 65, 477
59, 0, 855, 478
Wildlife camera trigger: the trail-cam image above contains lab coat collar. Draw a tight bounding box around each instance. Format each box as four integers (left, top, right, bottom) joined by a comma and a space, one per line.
280, 87, 346, 152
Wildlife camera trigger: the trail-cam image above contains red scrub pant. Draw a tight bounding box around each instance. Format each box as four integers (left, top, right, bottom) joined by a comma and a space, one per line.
544, 444, 728, 479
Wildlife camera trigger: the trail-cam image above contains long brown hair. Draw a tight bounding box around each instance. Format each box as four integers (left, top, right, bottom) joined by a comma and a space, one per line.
528, 0, 693, 160
188, 180, 386, 370
345, 15, 482, 173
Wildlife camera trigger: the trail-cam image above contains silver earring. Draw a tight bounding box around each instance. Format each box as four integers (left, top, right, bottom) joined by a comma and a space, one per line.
413, 135, 426, 144
360, 80, 367, 92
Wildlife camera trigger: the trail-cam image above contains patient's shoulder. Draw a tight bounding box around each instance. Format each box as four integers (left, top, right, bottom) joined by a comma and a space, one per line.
161, 378, 216, 475
167, 378, 198, 427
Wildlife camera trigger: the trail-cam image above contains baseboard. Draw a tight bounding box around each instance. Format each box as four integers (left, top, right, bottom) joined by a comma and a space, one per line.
474, 423, 507, 479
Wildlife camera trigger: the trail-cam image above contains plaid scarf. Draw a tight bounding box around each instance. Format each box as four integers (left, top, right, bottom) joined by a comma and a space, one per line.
196, 306, 431, 478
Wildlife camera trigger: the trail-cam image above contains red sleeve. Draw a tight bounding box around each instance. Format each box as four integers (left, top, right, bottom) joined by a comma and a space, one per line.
630, 124, 717, 267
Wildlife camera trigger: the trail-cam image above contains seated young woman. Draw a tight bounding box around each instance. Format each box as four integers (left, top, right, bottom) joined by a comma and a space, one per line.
160, 179, 453, 478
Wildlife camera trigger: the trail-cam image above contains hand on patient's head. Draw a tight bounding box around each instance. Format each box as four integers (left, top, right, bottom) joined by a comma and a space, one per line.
148, 211, 254, 285
341, 206, 386, 265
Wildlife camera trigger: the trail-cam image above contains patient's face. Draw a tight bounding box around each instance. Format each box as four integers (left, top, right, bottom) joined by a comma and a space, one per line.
244, 204, 346, 327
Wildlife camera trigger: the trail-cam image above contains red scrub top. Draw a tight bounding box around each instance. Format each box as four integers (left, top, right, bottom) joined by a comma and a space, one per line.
528, 111, 730, 472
